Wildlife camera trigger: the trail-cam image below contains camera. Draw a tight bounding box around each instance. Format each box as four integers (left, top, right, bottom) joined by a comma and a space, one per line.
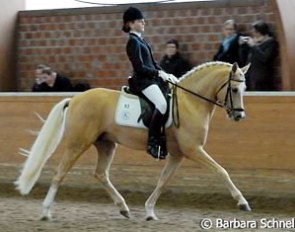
239, 36, 251, 44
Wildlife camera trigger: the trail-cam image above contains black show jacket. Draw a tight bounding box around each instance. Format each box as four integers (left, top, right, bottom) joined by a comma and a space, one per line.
126, 33, 167, 92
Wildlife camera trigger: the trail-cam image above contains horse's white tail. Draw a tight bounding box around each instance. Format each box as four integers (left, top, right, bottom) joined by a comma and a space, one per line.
15, 98, 71, 195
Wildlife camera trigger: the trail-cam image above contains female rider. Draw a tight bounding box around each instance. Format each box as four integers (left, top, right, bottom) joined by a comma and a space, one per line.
122, 7, 178, 159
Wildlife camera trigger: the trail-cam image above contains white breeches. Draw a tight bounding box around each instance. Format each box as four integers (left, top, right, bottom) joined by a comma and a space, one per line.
142, 84, 167, 114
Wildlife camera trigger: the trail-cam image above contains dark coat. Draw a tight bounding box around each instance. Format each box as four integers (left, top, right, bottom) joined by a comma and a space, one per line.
126, 33, 167, 93
213, 34, 244, 66
159, 53, 191, 78
240, 38, 279, 91
32, 74, 73, 92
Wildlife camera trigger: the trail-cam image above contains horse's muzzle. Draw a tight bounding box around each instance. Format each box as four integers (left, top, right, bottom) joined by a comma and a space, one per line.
233, 110, 246, 121
234, 113, 245, 121
227, 108, 245, 121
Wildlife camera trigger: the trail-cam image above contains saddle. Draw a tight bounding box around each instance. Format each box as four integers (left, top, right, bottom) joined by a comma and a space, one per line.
115, 86, 173, 129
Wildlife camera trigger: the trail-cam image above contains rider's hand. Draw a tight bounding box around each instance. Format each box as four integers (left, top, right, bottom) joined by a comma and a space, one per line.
168, 74, 179, 84
158, 70, 179, 84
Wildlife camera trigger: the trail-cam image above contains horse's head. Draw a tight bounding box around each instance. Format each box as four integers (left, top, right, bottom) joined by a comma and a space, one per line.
216, 63, 250, 121
178, 61, 250, 122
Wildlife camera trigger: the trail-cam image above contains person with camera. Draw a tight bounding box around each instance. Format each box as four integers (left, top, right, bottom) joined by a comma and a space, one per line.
239, 20, 279, 91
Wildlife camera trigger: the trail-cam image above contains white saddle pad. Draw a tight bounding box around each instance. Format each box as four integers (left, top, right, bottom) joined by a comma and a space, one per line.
115, 88, 173, 129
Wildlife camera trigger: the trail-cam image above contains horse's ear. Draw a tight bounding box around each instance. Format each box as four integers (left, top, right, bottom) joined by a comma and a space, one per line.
241, 63, 251, 74
231, 62, 238, 73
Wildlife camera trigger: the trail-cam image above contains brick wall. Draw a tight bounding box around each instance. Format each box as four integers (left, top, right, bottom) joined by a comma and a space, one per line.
17, 0, 277, 91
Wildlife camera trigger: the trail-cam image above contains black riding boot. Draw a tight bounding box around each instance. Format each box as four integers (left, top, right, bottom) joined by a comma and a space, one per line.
147, 109, 167, 159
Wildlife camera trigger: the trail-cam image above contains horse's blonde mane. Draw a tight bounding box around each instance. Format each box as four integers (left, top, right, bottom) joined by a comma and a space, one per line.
179, 61, 232, 81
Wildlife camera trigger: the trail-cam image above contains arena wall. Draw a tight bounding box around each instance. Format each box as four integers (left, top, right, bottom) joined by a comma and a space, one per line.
1, 93, 294, 171
0, 0, 25, 91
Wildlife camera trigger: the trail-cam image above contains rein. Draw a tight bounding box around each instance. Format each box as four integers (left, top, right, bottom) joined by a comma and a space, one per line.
169, 72, 245, 127
170, 81, 224, 108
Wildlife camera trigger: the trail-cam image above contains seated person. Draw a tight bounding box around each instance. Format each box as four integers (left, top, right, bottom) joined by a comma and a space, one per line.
72, 82, 91, 92
32, 64, 47, 84
160, 39, 191, 78
32, 67, 73, 92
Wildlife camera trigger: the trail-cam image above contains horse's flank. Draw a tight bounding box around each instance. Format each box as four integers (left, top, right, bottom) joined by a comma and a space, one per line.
66, 88, 150, 150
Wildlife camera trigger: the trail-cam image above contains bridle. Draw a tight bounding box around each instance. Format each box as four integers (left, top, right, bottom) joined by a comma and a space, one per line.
216, 71, 246, 114
170, 70, 246, 127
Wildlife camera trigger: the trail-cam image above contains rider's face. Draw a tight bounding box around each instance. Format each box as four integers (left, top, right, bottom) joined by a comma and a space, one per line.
129, 19, 145, 33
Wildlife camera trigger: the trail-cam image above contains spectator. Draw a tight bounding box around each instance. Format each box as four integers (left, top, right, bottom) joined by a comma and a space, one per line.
33, 64, 47, 85
239, 20, 279, 91
213, 19, 244, 66
160, 39, 191, 78
72, 82, 91, 92
32, 67, 73, 92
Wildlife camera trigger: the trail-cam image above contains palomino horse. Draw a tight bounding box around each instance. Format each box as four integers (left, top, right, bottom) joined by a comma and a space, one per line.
15, 61, 251, 221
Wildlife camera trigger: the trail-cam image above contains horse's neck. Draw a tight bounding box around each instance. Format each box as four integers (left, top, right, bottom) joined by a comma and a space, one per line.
177, 86, 215, 120
180, 67, 227, 102
177, 66, 228, 123
176, 88, 215, 136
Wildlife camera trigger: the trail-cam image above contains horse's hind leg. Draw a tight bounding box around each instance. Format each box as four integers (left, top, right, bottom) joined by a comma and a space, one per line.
145, 155, 183, 220
186, 146, 251, 211
40, 145, 88, 220
93, 141, 130, 218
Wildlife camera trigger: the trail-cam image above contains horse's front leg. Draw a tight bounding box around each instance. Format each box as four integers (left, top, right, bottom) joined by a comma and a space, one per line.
186, 146, 251, 211
145, 154, 183, 221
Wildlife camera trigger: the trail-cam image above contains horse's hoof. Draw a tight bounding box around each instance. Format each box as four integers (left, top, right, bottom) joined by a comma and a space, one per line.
120, 210, 131, 218
239, 203, 251, 212
146, 215, 159, 221
40, 215, 51, 221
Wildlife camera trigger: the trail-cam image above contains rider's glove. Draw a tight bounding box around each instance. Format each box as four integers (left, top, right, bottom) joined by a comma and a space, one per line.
158, 70, 179, 84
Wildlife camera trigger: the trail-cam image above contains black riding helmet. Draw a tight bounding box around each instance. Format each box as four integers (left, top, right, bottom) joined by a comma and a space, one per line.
122, 7, 144, 33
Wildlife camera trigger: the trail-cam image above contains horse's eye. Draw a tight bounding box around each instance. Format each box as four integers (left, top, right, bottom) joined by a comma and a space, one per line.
232, 88, 238, 93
